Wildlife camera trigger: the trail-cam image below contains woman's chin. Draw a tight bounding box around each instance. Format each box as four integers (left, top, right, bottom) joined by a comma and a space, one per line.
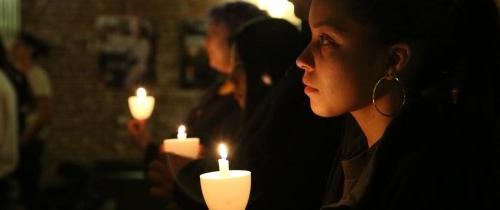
310, 102, 343, 118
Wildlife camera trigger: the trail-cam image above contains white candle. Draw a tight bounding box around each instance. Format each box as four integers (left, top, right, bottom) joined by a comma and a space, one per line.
200, 171, 251, 210
200, 144, 251, 210
218, 144, 229, 176
163, 125, 200, 159
128, 87, 155, 120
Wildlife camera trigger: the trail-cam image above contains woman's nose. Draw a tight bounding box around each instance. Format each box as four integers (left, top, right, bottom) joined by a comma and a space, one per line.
296, 44, 314, 72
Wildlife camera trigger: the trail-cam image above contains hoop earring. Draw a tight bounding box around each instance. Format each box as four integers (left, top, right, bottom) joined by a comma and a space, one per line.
372, 76, 406, 117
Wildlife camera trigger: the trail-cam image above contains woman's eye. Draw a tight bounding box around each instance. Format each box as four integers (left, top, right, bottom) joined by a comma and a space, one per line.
319, 35, 336, 47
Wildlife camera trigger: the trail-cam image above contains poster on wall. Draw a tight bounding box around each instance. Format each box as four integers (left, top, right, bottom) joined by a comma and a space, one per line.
96, 16, 156, 88
179, 20, 217, 89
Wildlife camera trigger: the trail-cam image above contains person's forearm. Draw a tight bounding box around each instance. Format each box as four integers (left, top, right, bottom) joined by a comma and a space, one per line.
22, 97, 53, 142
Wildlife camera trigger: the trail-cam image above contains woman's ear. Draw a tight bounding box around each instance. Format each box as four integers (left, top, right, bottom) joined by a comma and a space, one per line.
386, 43, 411, 78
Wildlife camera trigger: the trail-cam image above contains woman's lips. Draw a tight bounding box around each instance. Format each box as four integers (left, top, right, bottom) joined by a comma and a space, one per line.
302, 79, 319, 94
304, 86, 319, 94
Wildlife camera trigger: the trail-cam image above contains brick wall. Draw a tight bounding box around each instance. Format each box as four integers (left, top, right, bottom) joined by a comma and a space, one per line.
21, 0, 224, 185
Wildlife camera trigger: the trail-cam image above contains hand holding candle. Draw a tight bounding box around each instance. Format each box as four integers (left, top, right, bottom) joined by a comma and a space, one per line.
128, 87, 155, 120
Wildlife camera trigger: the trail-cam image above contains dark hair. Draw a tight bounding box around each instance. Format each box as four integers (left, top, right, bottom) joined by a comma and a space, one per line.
233, 18, 301, 117
17, 32, 50, 58
344, 0, 500, 125
209, 2, 269, 35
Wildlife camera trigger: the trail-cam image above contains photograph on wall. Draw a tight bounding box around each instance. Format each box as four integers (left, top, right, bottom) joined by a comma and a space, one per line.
96, 15, 156, 88
178, 20, 217, 89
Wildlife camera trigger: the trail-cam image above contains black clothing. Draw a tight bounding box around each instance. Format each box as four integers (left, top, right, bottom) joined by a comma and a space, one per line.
173, 19, 344, 210
237, 68, 342, 210
174, 67, 343, 210
234, 18, 301, 118
322, 116, 367, 207
185, 79, 242, 153
329, 142, 378, 208
322, 92, 500, 210
16, 138, 45, 210
1, 64, 33, 133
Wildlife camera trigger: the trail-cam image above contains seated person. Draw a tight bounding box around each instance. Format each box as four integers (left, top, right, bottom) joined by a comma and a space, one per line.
127, 1, 268, 167
153, 18, 306, 209
295, 0, 500, 209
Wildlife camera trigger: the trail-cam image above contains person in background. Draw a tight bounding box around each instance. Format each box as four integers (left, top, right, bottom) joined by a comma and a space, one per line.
296, 0, 500, 209
231, 18, 301, 118
127, 2, 268, 166
180, 1, 268, 153
0, 41, 19, 210
10, 32, 53, 210
169, 17, 302, 209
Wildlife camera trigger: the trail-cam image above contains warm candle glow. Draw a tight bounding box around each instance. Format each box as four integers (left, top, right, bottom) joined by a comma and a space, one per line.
128, 87, 155, 120
219, 143, 228, 160
218, 143, 230, 175
163, 127, 200, 159
244, 0, 301, 26
257, 0, 288, 18
137, 87, 147, 98
177, 125, 187, 139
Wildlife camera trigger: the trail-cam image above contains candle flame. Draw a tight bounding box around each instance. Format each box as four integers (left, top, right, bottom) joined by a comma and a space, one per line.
256, 0, 292, 18
244, 0, 301, 25
137, 87, 147, 98
218, 143, 228, 160
177, 125, 187, 139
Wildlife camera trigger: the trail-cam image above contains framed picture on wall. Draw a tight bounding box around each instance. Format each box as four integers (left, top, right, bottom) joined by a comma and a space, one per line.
96, 15, 156, 89
178, 20, 217, 89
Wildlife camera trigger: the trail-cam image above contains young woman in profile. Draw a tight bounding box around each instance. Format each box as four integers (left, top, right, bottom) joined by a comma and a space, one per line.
296, 0, 500, 209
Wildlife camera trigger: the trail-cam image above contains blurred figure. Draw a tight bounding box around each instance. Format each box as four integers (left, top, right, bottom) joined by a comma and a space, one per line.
10, 32, 53, 210
181, 2, 268, 151
171, 17, 301, 210
128, 2, 268, 168
231, 18, 301, 117
0, 41, 19, 210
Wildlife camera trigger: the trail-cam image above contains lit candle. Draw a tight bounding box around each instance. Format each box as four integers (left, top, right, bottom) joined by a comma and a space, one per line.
218, 144, 230, 176
200, 144, 251, 210
163, 125, 200, 159
128, 87, 155, 120
177, 125, 187, 139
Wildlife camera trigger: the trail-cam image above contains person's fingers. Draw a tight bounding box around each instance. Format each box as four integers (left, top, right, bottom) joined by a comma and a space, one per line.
127, 120, 141, 135
127, 120, 152, 150
137, 119, 147, 127
128, 119, 147, 131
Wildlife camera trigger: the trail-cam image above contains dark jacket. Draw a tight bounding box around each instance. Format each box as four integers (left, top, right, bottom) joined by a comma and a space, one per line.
322, 92, 500, 210
174, 65, 343, 210
185, 79, 242, 152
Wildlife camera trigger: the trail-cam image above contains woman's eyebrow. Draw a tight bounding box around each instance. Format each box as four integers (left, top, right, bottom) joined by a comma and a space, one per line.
311, 19, 346, 35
